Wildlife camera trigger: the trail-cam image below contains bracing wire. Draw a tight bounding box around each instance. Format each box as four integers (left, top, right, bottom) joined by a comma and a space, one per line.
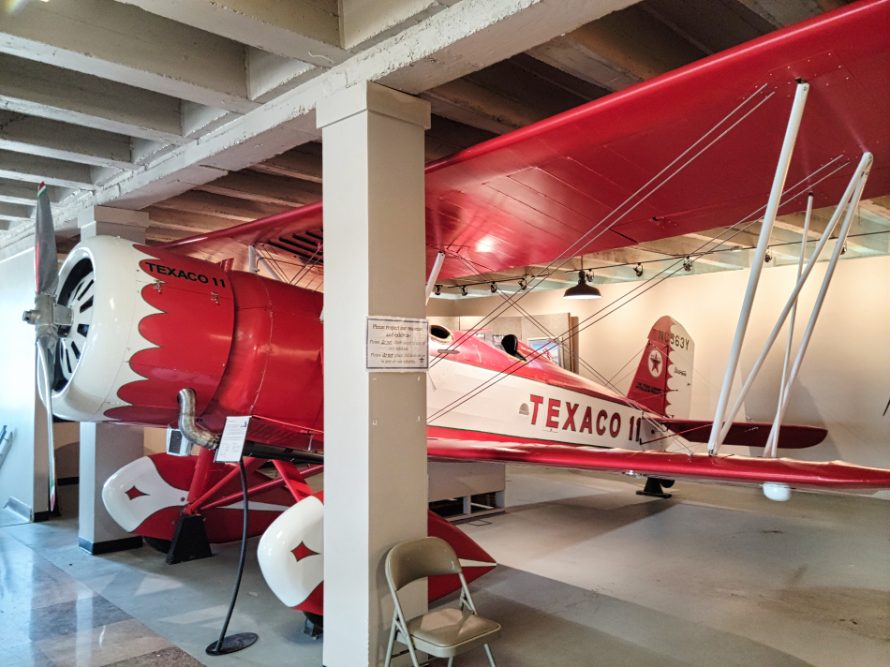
427, 156, 850, 424
430, 84, 776, 368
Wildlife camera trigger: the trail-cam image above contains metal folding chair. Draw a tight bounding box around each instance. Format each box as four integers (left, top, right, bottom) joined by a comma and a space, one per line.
384, 537, 500, 667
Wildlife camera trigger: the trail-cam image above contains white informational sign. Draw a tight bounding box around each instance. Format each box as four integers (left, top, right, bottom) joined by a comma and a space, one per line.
215, 416, 251, 462
366, 316, 429, 372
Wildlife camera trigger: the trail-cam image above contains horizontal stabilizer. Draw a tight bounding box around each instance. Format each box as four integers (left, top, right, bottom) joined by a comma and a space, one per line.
427, 436, 890, 490
652, 419, 827, 449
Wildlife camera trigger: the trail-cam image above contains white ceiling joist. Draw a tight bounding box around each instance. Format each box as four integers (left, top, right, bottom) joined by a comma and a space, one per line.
0, 150, 95, 189
0, 55, 185, 144
0, 0, 256, 113
0, 112, 133, 169
0, 178, 68, 206
0, 201, 33, 222
118, 0, 347, 65
18, 0, 634, 237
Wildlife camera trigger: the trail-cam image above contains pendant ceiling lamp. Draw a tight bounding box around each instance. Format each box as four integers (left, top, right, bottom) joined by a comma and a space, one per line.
563, 267, 601, 300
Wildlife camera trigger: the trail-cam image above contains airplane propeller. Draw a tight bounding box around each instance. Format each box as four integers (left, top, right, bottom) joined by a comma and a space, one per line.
22, 183, 70, 512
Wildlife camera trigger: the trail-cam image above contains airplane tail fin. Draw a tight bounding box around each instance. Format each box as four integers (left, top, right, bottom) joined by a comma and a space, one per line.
627, 316, 694, 418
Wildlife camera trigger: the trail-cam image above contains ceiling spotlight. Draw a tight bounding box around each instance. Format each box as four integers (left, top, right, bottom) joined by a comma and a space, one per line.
563, 270, 602, 300
633, 263, 644, 277
518, 277, 527, 291
764, 249, 773, 263
434, 284, 441, 296
841, 243, 847, 255
460, 285, 468, 296
683, 256, 693, 272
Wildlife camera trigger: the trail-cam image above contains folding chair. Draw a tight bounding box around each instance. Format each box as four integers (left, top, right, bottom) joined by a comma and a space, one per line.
384, 537, 500, 667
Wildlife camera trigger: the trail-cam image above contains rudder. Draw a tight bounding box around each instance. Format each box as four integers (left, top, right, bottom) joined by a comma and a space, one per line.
627, 316, 694, 418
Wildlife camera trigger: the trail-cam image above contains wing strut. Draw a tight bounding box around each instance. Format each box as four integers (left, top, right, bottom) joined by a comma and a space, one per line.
712, 151, 872, 451
708, 81, 810, 455
766, 193, 813, 457
425, 250, 446, 304
762, 157, 872, 453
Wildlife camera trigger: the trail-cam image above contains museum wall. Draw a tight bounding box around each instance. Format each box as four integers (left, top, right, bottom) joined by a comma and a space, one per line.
434, 254, 890, 492
0, 248, 46, 516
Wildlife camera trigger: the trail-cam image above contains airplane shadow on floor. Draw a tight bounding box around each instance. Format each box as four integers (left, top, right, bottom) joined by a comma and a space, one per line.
436, 565, 814, 667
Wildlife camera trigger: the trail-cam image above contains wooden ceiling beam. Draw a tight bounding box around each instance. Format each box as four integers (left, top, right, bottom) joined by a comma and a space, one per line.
560, 4, 706, 83
422, 78, 549, 135
425, 116, 497, 161
146, 207, 242, 234
252, 143, 323, 183
642, 0, 774, 55
733, 0, 845, 28
151, 191, 288, 222
197, 170, 321, 207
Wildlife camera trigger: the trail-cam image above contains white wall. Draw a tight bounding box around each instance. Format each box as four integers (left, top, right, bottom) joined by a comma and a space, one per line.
0, 248, 47, 517
437, 255, 890, 474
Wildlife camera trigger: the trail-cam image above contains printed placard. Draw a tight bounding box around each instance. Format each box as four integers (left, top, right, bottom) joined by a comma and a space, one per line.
366, 316, 429, 371
215, 416, 250, 462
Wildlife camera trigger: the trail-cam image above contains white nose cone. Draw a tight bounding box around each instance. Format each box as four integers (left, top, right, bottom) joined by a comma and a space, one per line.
762, 482, 792, 502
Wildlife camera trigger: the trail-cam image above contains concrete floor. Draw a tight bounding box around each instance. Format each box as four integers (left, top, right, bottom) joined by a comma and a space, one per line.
2, 467, 888, 666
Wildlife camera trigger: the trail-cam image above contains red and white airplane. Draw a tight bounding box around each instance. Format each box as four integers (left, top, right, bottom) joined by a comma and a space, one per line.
24, 0, 890, 619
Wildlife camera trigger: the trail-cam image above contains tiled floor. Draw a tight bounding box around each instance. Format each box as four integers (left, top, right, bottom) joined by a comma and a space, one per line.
2, 470, 889, 666
0, 511, 202, 666
0, 486, 321, 666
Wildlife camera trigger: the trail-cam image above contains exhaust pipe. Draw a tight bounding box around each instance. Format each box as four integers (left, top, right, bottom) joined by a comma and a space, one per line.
177, 388, 220, 450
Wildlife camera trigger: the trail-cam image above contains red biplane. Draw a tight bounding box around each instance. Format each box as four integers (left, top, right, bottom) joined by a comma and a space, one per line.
23, 0, 890, 618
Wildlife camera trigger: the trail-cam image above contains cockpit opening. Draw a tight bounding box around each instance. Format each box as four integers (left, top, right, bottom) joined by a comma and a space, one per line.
501, 334, 526, 361
430, 324, 452, 342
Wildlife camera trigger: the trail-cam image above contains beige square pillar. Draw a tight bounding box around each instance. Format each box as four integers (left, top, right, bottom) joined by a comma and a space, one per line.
77, 207, 149, 553
317, 81, 430, 666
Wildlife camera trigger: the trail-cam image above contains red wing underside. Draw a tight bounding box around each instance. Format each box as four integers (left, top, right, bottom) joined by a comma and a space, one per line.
161, 1, 890, 280
245, 415, 323, 448
653, 419, 828, 449
427, 437, 890, 489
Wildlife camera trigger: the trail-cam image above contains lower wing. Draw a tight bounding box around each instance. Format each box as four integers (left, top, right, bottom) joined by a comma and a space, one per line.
235, 416, 887, 490
427, 435, 890, 490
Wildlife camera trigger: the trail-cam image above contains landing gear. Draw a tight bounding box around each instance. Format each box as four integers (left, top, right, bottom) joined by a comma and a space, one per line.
166, 513, 213, 564
143, 537, 172, 554
637, 477, 674, 499
303, 612, 323, 639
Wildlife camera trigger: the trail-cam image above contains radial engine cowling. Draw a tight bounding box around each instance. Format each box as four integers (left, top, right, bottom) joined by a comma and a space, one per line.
52, 236, 324, 432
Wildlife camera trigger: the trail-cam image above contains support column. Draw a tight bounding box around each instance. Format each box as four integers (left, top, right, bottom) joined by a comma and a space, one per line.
77, 207, 148, 554
318, 82, 430, 667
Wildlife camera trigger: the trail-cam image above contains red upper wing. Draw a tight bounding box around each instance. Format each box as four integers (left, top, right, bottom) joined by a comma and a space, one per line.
162, 0, 890, 279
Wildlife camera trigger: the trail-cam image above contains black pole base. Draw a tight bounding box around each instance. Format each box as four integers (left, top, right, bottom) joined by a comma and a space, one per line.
303, 612, 323, 639
205, 632, 258, 656
636, 477, 674, 499
166, 513, 213, 564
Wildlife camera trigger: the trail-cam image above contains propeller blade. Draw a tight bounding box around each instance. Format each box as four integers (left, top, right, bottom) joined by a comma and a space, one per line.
36, 336, 57, 513
34, 182, 58, 296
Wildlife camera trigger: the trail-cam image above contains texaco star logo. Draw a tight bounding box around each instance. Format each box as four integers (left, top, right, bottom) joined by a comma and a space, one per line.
648, 348, 664, 378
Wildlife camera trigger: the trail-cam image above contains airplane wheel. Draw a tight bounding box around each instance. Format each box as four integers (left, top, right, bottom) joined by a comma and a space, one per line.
660, 478, 675, 488
144, 537, 172, 554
